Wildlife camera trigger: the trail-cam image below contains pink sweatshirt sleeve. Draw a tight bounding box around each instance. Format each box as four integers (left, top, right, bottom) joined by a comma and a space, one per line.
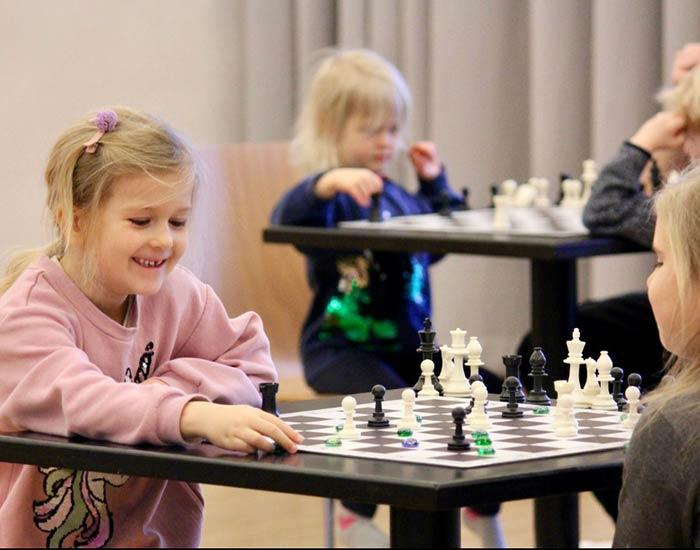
0, 304, 204, 446
153, 285, 277, 407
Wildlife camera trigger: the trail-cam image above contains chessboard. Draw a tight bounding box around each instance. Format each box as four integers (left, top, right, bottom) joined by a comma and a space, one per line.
338, 207, 589, 238
281, 396, 631, 469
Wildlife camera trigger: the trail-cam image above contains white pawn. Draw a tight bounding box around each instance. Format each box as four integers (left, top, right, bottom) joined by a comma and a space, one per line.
492, 195, 511, 230
397, 389, 420, 432
560, 178, 583, 208
468, 381, 491, 431
417, 359, 440, 397
552, 394, 578, 437
592, 351, 618, 411
500, 179, 518, 204
580, 159, 597, 205
622, 386, 642, 430
338, 396, 360, 439
581, 357, 599, 407
466, 336, 484, 380
533, 177, 552, 209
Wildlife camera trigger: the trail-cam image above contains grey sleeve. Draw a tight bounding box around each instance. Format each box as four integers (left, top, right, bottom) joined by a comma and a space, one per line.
613, 411, 697, 547
582, 142, 655, 247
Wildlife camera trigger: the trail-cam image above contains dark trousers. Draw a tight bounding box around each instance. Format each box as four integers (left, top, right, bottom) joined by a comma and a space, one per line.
304, 345, 503, 518
517, 291, 664, 520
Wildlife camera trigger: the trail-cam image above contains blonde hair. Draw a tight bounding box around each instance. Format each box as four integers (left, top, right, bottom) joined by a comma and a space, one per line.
0, 105, 199, 295
658, 65, 700, 128
291, 48, 411, 173
642, 164, 700, 414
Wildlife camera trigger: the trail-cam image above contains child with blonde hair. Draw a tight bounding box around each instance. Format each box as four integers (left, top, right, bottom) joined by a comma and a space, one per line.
614, 164, 700, 547
0, 106, 302, 547
271, 48, 503, 548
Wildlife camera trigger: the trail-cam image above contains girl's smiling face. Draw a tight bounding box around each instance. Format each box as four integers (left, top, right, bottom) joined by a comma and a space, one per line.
65, 172, 192, 322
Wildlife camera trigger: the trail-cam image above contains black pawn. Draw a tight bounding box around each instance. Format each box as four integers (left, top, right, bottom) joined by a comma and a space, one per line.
447, 407, 471, 451
461, 187, 471, 210
259, 382, 279, 417
501, 377, 523, 418
367, 385, 390, 428
438, 189, 453, 217
611, 366, 626, 412
526, 347, 551, 406
490, 183, 499, 206
500, 355, 525, 403
369, 192, 381, 222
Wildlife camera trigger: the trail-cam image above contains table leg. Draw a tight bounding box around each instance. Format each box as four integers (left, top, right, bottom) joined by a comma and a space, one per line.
389, 507, 460, 548
534, 494, 580, 547
530, 259, 577, 394
530, 259, 579, 547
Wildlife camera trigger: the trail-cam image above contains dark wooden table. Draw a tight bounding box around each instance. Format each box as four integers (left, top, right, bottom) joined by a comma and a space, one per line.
262, 223, 647, 546
0, 391, 626, 548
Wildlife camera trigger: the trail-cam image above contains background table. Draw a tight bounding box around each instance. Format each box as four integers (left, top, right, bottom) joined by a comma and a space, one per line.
0, 391, 625, 548
263, 224, 647, 546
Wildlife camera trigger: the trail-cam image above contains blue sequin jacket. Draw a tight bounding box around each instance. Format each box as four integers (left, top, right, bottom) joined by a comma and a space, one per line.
270, 168, 462, 361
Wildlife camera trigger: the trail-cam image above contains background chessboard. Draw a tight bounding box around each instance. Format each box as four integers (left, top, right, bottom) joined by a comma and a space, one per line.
339, 207, 588, 237
281, 396, 631, 469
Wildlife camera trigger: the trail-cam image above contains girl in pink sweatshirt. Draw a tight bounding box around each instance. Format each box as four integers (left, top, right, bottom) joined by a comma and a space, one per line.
0, 106, 302, 547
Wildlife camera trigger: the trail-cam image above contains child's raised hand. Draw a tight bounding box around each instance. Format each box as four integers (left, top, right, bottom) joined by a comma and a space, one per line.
408, 142, 442, 180
180, 401, 303, 454
314, 168, 384, 207
630, 112, 687, 154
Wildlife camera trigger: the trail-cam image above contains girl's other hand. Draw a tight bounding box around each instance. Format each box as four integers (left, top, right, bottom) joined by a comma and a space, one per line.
315, 168, 384, 207
408, 142, 442, 180
180, 401, 304, 454
630, 112, 687, 154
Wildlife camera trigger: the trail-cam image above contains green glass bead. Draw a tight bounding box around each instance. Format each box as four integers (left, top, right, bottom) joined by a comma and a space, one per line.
397, 428, 413, 437
620, 414, 628, 422
335, 423, 344, 432
471, 430, 489, 439
477, 446, 496, 456
474, 437, 492, 447
325, 437, 342, 448
415, 414, 423, 424
533, 406, 550, 416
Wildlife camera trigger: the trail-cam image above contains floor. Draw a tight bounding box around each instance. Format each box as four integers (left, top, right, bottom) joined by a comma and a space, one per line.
199, 375, 617, 548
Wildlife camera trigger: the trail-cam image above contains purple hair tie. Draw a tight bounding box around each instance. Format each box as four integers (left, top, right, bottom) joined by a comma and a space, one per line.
83, 110, 119, 154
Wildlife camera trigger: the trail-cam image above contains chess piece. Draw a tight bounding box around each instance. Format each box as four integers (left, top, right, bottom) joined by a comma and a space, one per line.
526, 347, 551, 405
500, 355, 525, 402
610, 366, 627, 412
397, 389, 420, 432
592, 351, 617, 411
442, 328, 471, 397
581, 357, 600, 407
461, 187, 471, 210
338, 396, 360, 439
560, 178, 583, 208
501, 376, 524, 418
369, 192, 381, 222
438, 189, 453, 217
628, 373, 644, 413
447, 407, 471, 451
532, 177, 552, 209
417, 359, 440, 397
580, 159, 597, 205
467, 381, 491, 431
622, 386, 641, 430
552, 393, 578, 437
414, 318, 441, 395
367, 384, 390, 428
465, 336, 484, 380
564, 328, 586, 406
259, 382, 280, 417
492, 195, 511, 230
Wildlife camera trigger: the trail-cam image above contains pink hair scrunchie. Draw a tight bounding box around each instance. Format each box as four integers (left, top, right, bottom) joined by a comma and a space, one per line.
83, 110, 119, 154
